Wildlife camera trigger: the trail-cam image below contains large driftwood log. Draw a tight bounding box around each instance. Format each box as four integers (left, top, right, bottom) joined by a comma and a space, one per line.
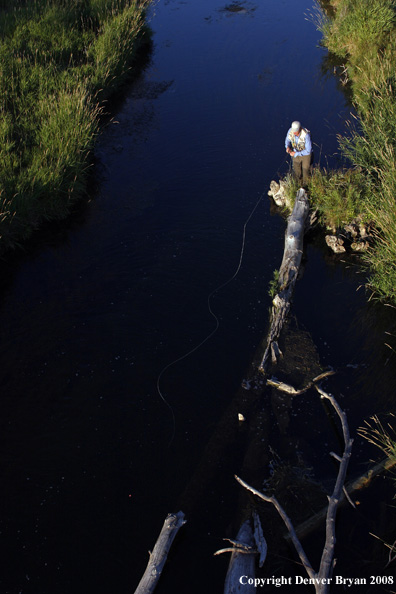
259, 189, 310, 372
291, 456, 396, 540
134, 511, 186, 594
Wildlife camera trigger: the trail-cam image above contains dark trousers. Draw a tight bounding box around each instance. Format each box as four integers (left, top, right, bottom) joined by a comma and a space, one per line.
292, 154, 312, 186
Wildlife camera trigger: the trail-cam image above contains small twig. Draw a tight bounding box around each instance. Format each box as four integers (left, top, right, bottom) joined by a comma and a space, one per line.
312, 370, 336, 383
214, 547, 256, 556
223, 538, 253, 551
342, 486, 356, 509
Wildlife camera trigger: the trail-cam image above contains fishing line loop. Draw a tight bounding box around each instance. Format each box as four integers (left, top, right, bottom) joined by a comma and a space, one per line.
157, 156, 289, 445
156, 191, 264, 445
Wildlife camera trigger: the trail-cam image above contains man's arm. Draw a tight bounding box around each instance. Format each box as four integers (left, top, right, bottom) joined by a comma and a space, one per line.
285, 130, 293, 154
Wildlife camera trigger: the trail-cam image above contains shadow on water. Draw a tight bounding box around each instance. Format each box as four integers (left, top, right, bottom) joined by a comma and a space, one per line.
0, 1, 396, 593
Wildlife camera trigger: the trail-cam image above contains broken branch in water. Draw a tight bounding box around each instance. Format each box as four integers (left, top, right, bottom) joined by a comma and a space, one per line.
267, 370, 335, 395
314, 385, 353, 583
292, 456, 396, 540
235, 386, 353, 594
234, 475, 317, 581
134, 511, 186, 594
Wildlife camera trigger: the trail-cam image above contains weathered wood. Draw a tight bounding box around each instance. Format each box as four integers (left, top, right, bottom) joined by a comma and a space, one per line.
235, 476, 317, 581
267, 370, 335, 395
315, 386, 353, 584
235, 386, 353, 594
259, 189, 310, 372
134, 511, 186, 594
253, 510, 267, 568
291, 454, 396, 541
223, 519, 256, 594
219, 189, 310, 592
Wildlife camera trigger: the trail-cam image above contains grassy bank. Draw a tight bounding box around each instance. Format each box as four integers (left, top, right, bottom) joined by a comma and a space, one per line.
359, 415, 396, 564
306, 0, 396, 303
0, 0, 151, 251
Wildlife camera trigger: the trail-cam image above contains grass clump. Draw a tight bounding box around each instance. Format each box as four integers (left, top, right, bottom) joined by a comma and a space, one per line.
359, 414, 396, 463
307, 166, 368, 230
0, 0, 152, 250
358, 415, 396, 566
321, 0, 396, 58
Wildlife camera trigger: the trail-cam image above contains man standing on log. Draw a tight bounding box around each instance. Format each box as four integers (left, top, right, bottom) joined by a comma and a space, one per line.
285, 121, 312, 187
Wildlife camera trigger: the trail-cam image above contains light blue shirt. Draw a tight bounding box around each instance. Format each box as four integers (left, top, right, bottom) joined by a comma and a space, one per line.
285, 128, 312, 157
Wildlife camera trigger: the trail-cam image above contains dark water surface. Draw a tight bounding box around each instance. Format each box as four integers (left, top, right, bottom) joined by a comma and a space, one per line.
1, 1, 396, 593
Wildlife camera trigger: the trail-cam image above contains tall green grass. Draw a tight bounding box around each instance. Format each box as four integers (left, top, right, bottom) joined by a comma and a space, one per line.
0, 0, 151, 250
358, 414, 396, 564
315, 0, 396, 303
308, 167, 368, 229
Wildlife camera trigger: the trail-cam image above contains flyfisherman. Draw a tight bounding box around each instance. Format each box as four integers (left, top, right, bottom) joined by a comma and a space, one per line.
285, 121, 312, 187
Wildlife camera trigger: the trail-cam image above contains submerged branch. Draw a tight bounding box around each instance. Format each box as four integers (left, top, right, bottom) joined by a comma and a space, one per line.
267, 370, 335, 395
235, 385, 353, 594
234, 475, 317, 582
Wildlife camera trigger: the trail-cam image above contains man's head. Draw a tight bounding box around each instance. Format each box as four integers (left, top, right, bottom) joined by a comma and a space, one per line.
291, 121, 301, 135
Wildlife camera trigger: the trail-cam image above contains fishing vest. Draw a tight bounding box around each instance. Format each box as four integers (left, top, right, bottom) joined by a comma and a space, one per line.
288, 127, 310, 152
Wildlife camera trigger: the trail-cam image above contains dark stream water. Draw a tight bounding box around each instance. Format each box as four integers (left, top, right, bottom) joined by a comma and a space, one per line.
1, 1, 396, 593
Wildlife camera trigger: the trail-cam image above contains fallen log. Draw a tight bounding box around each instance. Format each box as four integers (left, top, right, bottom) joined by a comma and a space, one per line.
134, 511, 186, 594
217, 189, 311, 591
291, 456, 396, 541
259, 189, 310, 372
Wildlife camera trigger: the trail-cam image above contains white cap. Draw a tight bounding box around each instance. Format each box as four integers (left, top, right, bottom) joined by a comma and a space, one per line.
291, 121, 301, 131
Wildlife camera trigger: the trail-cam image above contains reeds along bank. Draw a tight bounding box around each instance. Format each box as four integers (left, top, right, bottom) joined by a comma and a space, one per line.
311, 0, 396, 303
0, 0, 151, 251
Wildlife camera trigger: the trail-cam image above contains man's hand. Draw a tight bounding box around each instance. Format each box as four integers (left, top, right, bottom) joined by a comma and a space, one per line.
286, 147, 295, 157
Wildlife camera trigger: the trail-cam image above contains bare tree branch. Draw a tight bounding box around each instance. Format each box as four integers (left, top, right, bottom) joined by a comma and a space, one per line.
267, 370, 335, 395
235, 387, 353, 594
234, 475, 317, 581
134, 511, 186, 594
314, 385, 353, 581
